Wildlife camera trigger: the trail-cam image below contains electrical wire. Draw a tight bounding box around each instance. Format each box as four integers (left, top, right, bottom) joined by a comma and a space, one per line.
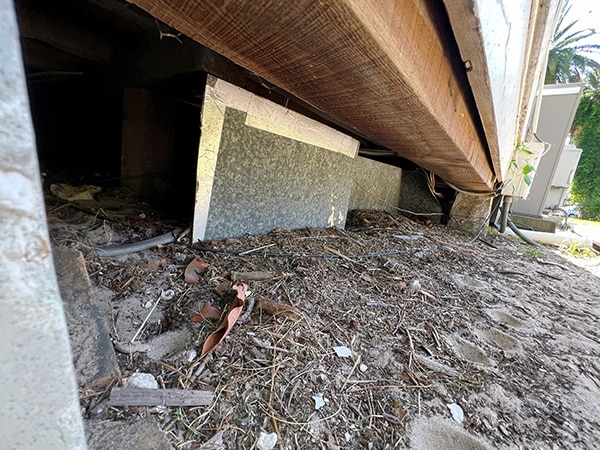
194, 245, 437, 260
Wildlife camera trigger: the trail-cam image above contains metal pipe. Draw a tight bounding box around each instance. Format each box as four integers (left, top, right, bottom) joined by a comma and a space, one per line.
499, 196, 512, 233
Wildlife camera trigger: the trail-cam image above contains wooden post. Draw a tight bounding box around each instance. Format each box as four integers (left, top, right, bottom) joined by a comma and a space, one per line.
121, 88, 176, 198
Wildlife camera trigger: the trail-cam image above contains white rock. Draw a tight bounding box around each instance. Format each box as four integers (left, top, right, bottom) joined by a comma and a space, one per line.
185, 349, 197, 362
333, 346, 352, 357
447, 402, 464, 423
256, 431, 278, 450
123, 372, 158, 389
312, 394, 326, 410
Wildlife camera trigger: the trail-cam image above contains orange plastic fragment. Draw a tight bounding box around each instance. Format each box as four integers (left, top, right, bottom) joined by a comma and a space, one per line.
200, 283, 248, 358
184, 257, 209, 283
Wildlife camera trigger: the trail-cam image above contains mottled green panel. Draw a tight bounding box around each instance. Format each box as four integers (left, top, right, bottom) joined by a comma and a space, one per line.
203, 109, 353, 240
398, 169, 443, 220
349, 157, 402, 212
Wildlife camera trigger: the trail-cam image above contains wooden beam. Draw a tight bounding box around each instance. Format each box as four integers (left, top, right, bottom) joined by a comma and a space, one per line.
130, 0, 496, 191
108, 387, 214, 406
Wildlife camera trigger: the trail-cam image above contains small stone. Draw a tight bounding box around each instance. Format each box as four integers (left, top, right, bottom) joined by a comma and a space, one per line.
185, 349, 197, 362
312, 394, 326, 410
123, 372, 158, 389
409, 279, 421, 295
333, 346, 352, 357
256, 431, 278, 450
447, 402, 464, 423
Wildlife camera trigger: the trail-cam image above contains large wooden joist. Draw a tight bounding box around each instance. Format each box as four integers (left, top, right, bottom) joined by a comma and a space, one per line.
131, 0, 496, 191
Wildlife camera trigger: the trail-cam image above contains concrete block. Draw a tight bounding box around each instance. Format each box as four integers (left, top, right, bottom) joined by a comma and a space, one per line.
450, 192, 492, 234
193, 77, 360, 241
54, 247, 121, 386
510, 214, 556, 233
0, 2, 86, 447
349, 156, 402, 212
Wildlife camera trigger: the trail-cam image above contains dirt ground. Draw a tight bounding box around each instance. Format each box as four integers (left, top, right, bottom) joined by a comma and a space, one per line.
46, 188, 600, 450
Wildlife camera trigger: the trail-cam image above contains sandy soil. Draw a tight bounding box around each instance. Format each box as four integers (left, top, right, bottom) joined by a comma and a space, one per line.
47, 193, 600, 450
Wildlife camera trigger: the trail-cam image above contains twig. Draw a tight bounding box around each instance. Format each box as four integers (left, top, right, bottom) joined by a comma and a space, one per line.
130, 299, 161, 343
259, 403, 342, 426
323, 245, 360, 265
341, 354, 362, 392
413, 354, 460, 377
130, 290, 171, 342
271, 414, 284, 450
348, 384, 432, 393
239, 243, 276, 255
190, 357, 209, 383
405, 328, 415, 370
366, 301, 398, 308
120, 276, 135, 290
536, 270, 562, 281
536, 258, 569, 270
419, 289, 437, 302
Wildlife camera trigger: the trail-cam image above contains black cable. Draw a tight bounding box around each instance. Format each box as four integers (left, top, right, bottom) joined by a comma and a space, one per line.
194, 245, 437, 259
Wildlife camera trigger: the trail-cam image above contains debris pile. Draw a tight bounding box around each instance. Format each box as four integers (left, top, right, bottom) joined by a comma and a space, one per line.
46, 190, 600, 449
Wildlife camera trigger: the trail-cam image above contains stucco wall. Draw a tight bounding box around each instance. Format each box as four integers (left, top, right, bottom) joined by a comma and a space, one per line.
0, 1, 86, 448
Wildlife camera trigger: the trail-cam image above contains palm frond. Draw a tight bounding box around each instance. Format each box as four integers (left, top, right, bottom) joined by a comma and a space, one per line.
546, 0, 600, 85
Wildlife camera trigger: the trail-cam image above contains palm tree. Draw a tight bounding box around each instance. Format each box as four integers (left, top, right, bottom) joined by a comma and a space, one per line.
545, 0, 600, 84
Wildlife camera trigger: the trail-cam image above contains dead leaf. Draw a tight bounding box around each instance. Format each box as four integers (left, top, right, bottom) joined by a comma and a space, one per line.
414, 354, 460, 377
139, 258, 169, 271
420, 289, 437, 302
257, 297, 300, 318
215, 280, 232, 297
232, 271, 278, 281
197, 430, 224, 450
393, 399, 407, 420
184, 257, 209, 283
200, 283, 248, 358
191, 302, 223, 323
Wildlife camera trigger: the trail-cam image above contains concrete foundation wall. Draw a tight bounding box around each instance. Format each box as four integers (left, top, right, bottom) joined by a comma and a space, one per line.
0, 2, 86, 448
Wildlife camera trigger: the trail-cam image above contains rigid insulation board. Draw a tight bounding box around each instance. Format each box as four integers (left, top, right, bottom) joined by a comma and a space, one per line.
349, 157, 402, 212
397, 169, 443, 220
193, 76, 360, 241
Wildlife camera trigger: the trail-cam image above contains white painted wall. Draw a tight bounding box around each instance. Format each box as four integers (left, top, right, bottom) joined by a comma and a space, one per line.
0, 1, 86, 448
